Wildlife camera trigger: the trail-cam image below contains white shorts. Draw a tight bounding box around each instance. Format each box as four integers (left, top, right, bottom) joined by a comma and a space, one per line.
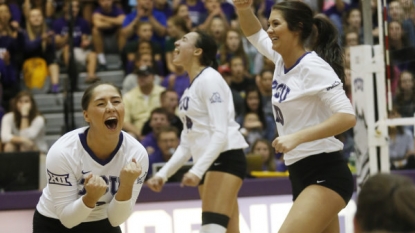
56, 47, 91, 65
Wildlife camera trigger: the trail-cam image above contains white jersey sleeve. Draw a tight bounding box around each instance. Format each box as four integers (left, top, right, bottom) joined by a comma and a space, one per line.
107, 145, 148, 226
246, 29, 281, 63
155, 144, 192, 182
45, 144, 94, 228
188, 73, 229, 178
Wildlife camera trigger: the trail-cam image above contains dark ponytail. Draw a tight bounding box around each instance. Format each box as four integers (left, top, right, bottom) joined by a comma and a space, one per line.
312, 15, 345, 84
194, 30, 218, 70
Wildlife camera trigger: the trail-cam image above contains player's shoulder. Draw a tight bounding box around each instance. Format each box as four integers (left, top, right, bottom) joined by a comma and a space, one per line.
197, 67, 225, 85
299, 52, 338, 82
48, 127, 86, 155
121, 131, 147, 155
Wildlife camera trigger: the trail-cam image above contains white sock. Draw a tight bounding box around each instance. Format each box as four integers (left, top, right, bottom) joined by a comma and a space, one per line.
199, 224, 227, 233
98, 53, 106, 65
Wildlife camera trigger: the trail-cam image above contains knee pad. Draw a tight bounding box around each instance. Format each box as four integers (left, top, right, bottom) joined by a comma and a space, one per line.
201, 212, 230, 228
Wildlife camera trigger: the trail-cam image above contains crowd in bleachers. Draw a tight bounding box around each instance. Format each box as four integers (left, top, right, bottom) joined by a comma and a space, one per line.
0, 0, 415, 181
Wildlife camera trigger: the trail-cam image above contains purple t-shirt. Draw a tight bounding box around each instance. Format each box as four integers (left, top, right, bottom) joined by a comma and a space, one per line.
181, 0, 206, 26
8, 3, 22, 25
161, 73, 190, 99
52, 17, 91, 48
93, 5, 124, 33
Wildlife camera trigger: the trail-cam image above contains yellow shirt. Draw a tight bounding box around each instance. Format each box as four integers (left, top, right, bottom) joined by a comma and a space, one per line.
123, 85, 165, 133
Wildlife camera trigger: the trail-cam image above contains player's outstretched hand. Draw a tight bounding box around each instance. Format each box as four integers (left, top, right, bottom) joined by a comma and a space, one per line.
180, 172, 200, 187
233, 0, 253, 10
119, 159, 142, 186
83, 174, 107, 206
147, 176, 165, 192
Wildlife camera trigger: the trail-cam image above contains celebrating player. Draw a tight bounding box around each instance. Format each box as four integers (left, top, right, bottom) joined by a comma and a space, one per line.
234, 0, 356, 233
147, 31, 248, 233
33, 82, 149, 233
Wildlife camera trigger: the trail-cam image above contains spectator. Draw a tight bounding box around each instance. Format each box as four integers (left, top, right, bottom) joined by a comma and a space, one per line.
1, 91, 47, 153
218, 29, 249, 72
141, 107, 170, 156
389, 20, 412, 50
165, 15, 190, 73
161, 65, 189, 99
0, 0, 21, 28
141, 90, 184, 136
120, 0, 167, 50
250, 139, 277, 172
252, 0, 276, 30
53, 0, 99, 84
255, 69, 273, 117
174, 3, 194, 30
399, 0, 414, 19
343, 28, 360, 46
197, 0, 229, 31
221, 68, 245, 118
239, 112, 264, 151
343, 8, 363, 44
354, 173, 415, 233
389, 0, 415, 47
22, 0, 54, 23
23, 8, 60, 93
92, 0, 125, 68
207, 16, 227, 48
237, 86, 275, 142
123, 22, 164, 75
323, 0, 350, 36
154, 0, 173, 18
229, 56, 255, 97
0, 3, 22, 110
178, 0, 206, 27
147, 126, 180, 178
394, 70, 415, 118
123, 66, 165, 140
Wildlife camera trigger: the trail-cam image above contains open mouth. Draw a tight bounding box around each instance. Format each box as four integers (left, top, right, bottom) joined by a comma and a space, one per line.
104, 118, 118, 130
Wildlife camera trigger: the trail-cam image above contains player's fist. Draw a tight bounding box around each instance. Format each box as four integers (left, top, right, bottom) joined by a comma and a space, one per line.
84, 174, 107, 203
147, 176, 165, 192
233, 0, 253, 10
180, 172, 200, 187
119, 159, 142, 186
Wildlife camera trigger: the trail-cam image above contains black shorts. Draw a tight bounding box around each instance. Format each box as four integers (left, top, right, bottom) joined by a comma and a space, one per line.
200, 149, 247, 185
33, 209, 121, 233
287, 151, 354, 205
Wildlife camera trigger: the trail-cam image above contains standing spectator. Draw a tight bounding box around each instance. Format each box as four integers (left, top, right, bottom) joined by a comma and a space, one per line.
174, 3, 194, 30
92, 0, 125, 68
53, 0, 99, 83
23, 8, 60, 93
120, 0, 167, 50
235, 1, 356, 233
32, 82, 148, 232
178, 0, 206, 27
123, 66, 165, 140
22, 0, 54, 23
1, 91, 47, 153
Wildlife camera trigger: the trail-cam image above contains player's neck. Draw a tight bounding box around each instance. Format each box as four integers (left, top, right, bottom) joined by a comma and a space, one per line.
187, 64, 206, 84
87, 129, 120, 160
280, 46, 306, 70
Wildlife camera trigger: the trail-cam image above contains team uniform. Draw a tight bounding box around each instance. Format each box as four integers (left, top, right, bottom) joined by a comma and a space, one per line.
33, 127, 149, 233
155, 67, 248, 182
247, 30, 355, 203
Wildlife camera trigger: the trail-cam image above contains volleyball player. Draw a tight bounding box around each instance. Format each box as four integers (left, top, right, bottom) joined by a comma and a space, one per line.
234, 1, 356, 233
147, 31, 248, 233
32, 82, 149, 233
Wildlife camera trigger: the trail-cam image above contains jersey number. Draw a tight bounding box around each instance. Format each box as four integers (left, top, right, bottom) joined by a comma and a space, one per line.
274, 105, 284, 126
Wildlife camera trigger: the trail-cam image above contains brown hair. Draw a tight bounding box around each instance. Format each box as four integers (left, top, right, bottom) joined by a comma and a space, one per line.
81, 82, 122, 111
250, 139, 276, 171
12, 91, 42, 128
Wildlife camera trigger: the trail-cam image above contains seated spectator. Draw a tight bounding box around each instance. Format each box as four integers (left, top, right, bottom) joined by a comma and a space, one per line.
178, 0, 206, 27
237, 86, 275, 142
141, 89, 183, 136
207, 16, 227, 48
343, 8, 363, 44
252, 0, 275, 29
255, 69, 273, 117
147, 126, 180, 178
388, 109, 415, 170
250, 139, 276, 172
173, 3, 194, 30
123, 22, 164, 75
389, 20, 412, 50
323, 0, 349, 36
53, 0, 99, 83
1, 91, 47, 153
239, 112, 264, 151
221, 68, 245, 118
343, 28, 360, 47
218, 29, 249, 72
354, 173, 415, 233
0, 0, 22, 29
122, 52, 162, 92
394, 70, 415, 118
154, 0, 173, 19
161, 65, 190, 99
92, 0, 125, 67
165, 15, 190, 74
197, 0, 229, 31
389, 0, 415, 47
123, 66, 165, 140
0, 3, 22, 110
229, 56, 255, 97
22, 0, 54, 24
120, 0, 166, 50
23, 8, 60, 93
141, 107, 170, 157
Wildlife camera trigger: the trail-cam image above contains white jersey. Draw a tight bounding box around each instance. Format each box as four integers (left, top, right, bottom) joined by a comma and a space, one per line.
156, 67, 248, 180
247, 30, 355, 165
36, 127, 148, 228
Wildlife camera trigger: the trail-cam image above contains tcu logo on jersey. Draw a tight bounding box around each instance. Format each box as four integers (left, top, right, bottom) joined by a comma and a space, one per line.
179, 97, 190, 111
272, 80, 291, 103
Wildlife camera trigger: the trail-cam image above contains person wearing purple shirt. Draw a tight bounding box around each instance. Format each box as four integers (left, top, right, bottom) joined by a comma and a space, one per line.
120, 0, 167, 50
155, 0, 173, 19
197, 0, 230, 31
0, 0, 21, 28
92, 0, 125, 67
53, 0, 98, 83
180, 0, 206, 26
161, 66, 190, 99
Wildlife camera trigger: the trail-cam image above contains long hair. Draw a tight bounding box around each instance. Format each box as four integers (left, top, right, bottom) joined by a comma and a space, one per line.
0, 4, 13, 36
355, 173, 415, 232
394, 70, 415, 114
272, 1, 345, 84
26, 8, 48, 52
194, 30, 218, 70
243, 86, 267, 129
168, 15, 190, 37
251, 139, 276, 171
219, 29, 249, 68
12, 91, 42, 129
